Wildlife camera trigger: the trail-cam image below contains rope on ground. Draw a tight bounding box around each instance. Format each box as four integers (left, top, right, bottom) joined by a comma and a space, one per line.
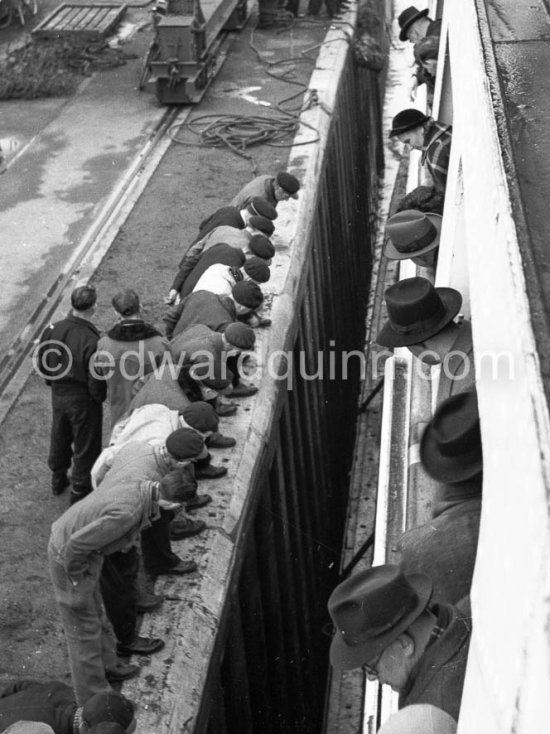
168, 111, 319, 173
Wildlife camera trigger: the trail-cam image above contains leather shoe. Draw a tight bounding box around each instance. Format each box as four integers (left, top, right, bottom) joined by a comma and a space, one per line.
117, 636, 165, 656
170, 517, 206, 540
157, 559, 198, 575
195, 464, 227, 479
105, 663, 140, 683
185, 493, 212, 511
136, 591, 164, 614
230, 383, 258, 398
51, 473, 70, 496
206, 432, 236, 449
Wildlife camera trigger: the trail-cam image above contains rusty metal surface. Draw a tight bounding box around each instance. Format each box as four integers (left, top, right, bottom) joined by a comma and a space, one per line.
32, 2, 127, 39
479, 0, 550, 394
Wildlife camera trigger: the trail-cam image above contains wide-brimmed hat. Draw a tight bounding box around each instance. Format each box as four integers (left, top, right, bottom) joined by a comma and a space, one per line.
389, 109, 430, 138
398, 6, 429, 41
376, 277, 462, 348
384, 211, 441, 260
421, 390, 483, 482
329, 565, 432, 670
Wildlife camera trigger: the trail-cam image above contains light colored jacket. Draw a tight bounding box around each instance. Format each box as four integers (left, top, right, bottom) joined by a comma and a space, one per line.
49, 471, 160, 580
229, 175, 276, 210
92, 439, 172, 490
193, 263, 238, 296
92, 405, 181, 488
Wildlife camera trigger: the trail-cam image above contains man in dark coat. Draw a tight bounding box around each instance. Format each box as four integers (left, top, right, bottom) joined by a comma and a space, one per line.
95, 289, 170, 430
397, 6, 442, 99
164, 283, 263, 339
37, 285, 106, 503
377, 278, 474, 405
194, 196, 276, 243
399, 390, 483, 606
328, 565, 470, 722
0, 682, 134, 733
168, 236, 274, 302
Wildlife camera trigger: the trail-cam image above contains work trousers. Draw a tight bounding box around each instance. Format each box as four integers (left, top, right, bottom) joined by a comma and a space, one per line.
48, 543, 117, 706
100, 548, 139, 646
225, 355, 242, 387
48, 390, 103, 491
141, 509, 180, 576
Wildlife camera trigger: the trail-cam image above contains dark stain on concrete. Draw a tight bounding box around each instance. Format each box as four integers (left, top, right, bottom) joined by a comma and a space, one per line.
0, 131, 67, 214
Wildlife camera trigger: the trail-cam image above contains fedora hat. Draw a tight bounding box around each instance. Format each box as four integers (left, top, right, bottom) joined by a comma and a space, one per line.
384, 210, 441, 260
398, 6, 429, 41
377, 277, 461, 348
421, 390, 483, 482
389, 108, 430, 138
329, 565, 432, 670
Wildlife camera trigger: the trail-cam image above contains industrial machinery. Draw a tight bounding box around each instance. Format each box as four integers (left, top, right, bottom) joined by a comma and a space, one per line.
139, 0, 247, 104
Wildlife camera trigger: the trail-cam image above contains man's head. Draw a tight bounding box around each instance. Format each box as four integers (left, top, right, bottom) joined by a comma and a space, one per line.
273, 172, 300, 202
164, 427, 206, 466
389, 109, 430, 149
421, 390, 483, 483
398, 6, 431, 43
158, 468, 198, 509
112, 289, 140, 318
224, 322, 256, 352
245, 197, 278, 222
71, 285, 97, 314
243, 257, 271, 284
376, 277, 462, 363
231, 281, 264, 315
384, 210, 441, 268
248, 234, 275, 262
80, 692, 135, 733
328, 565, 433, 690
181, 401, 219, 435
247, 215, 275, 237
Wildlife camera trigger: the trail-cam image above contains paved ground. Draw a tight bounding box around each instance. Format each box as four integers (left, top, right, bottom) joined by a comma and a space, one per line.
0, 0, 330, 697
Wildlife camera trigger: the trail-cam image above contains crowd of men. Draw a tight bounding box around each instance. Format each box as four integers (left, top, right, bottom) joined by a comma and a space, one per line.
2, 5, 477, 733
327, 6, 479, 734
1, 172, 300, 731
